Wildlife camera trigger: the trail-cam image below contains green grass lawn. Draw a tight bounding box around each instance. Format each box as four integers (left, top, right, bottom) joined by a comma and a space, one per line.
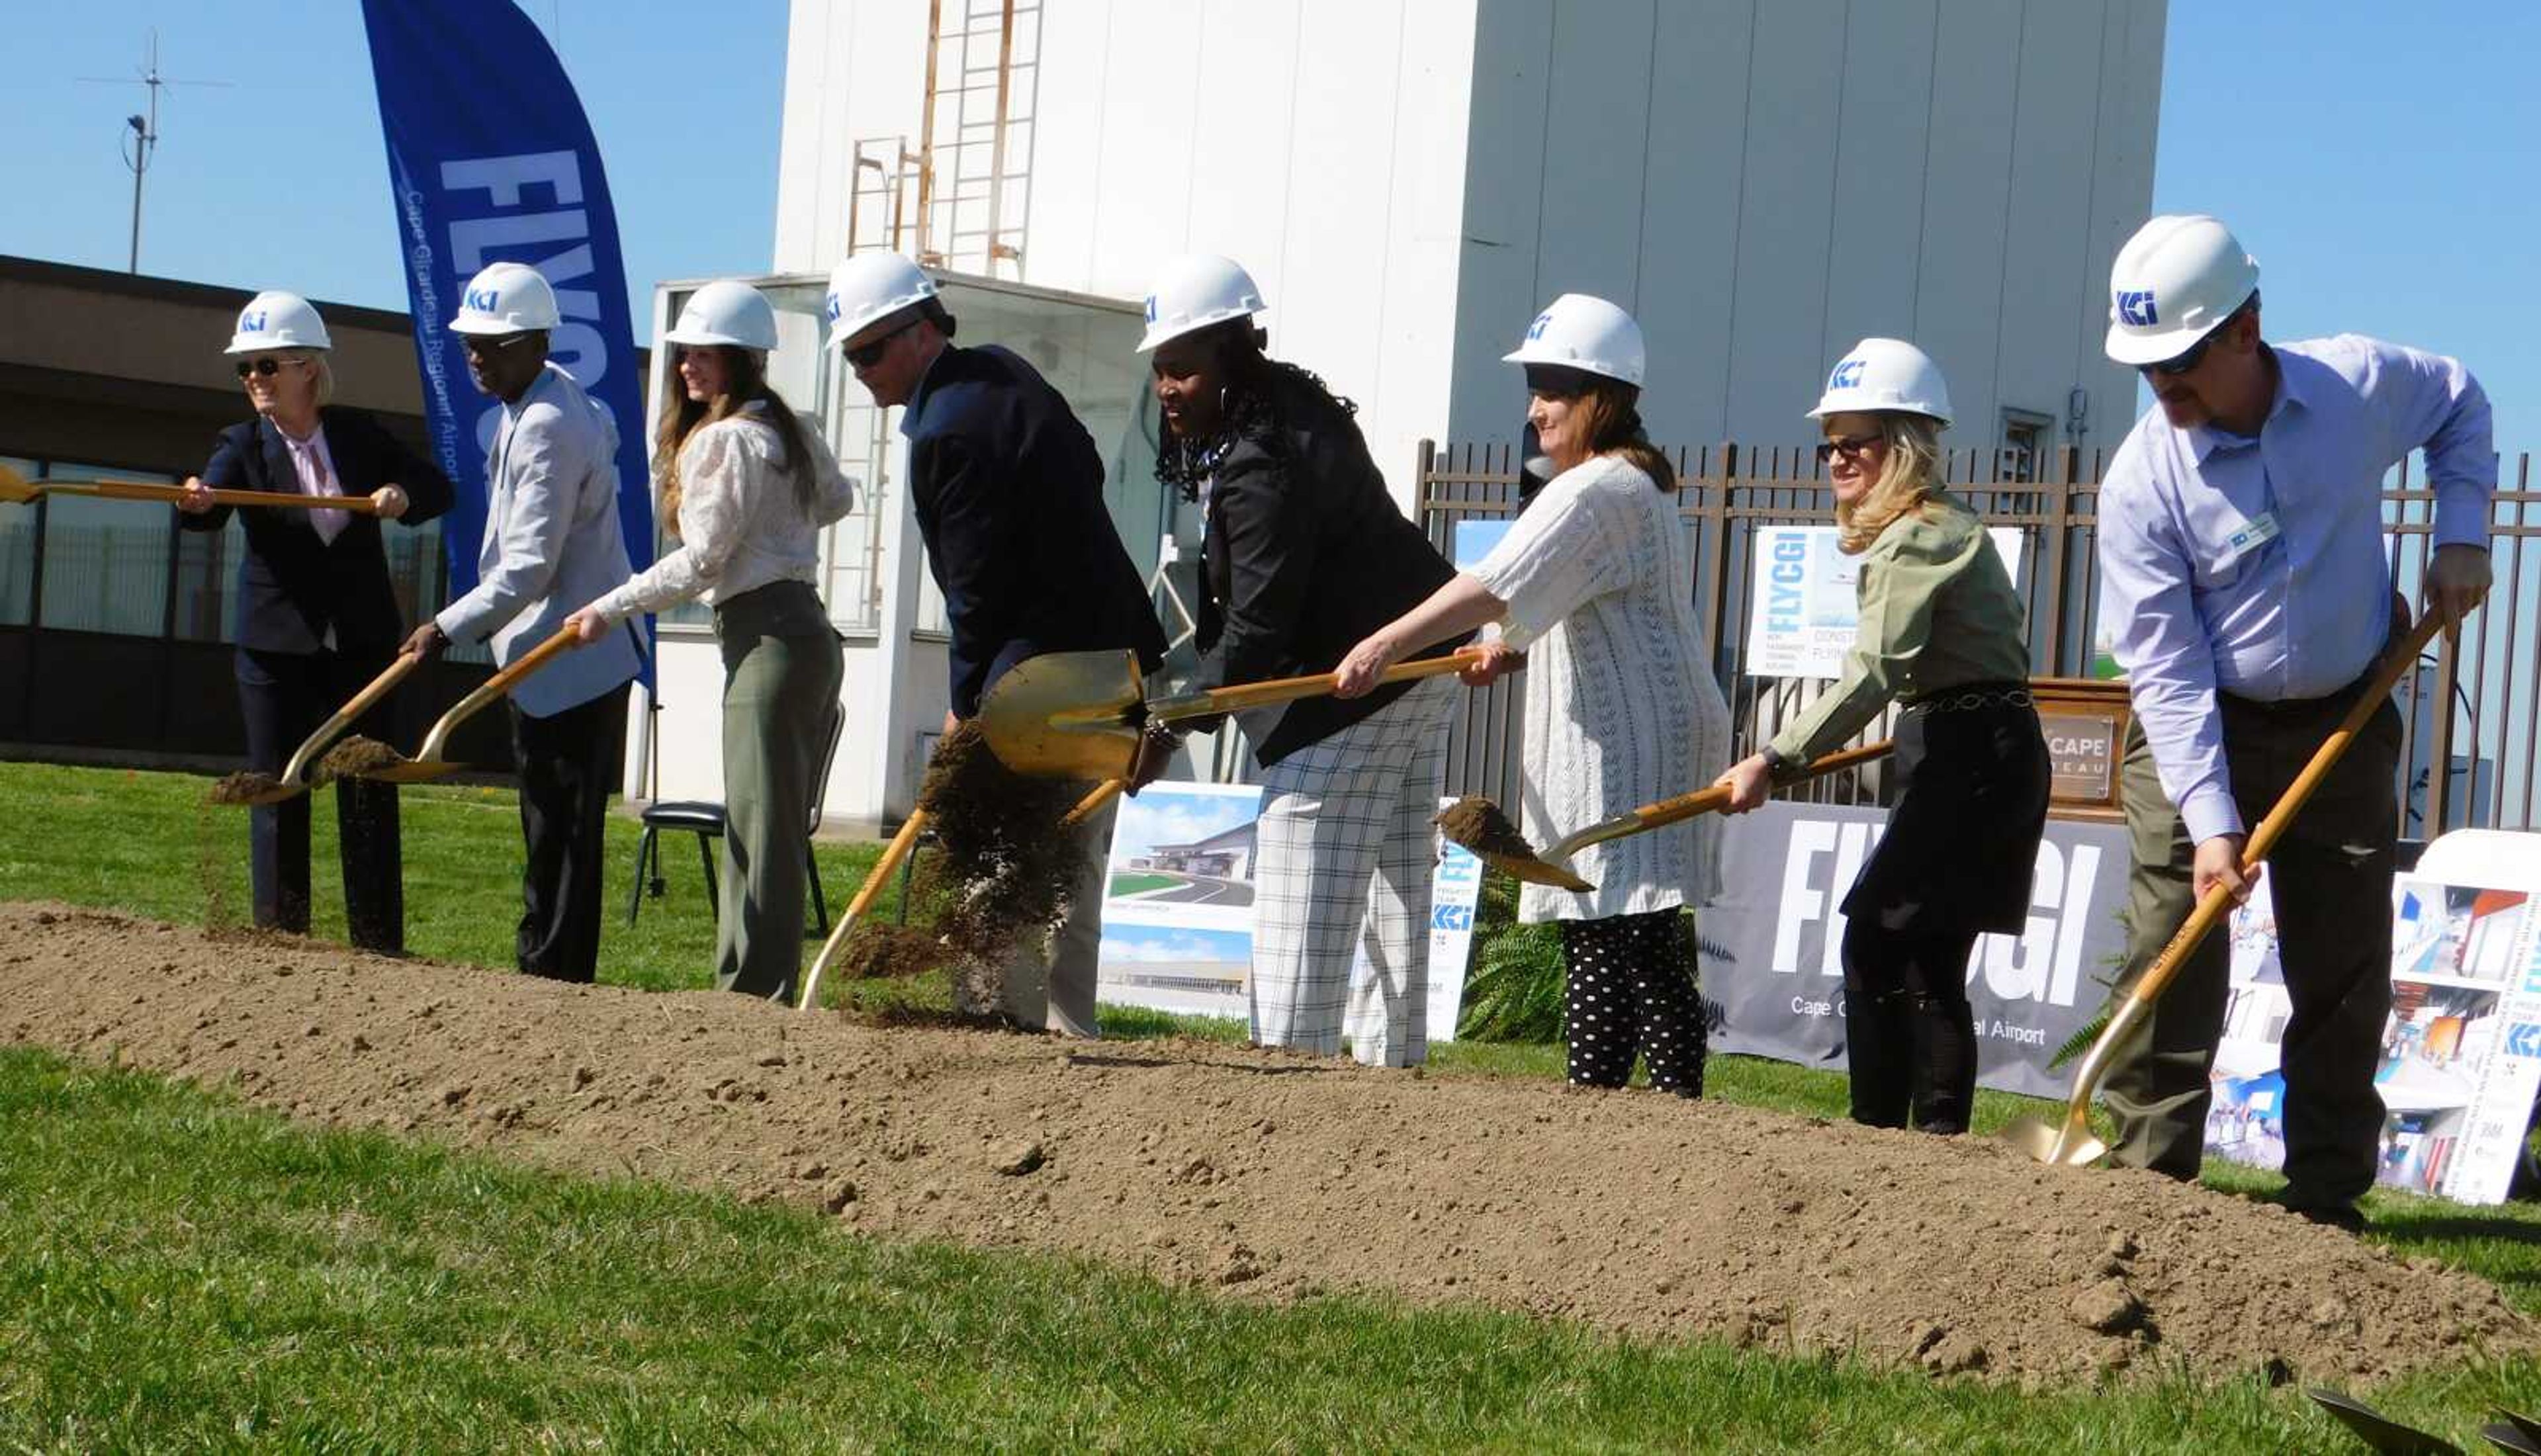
5, 761, 2541, 1449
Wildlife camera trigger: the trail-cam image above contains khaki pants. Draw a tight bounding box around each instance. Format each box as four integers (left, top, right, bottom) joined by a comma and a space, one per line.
957, 793, 1111, 1038
2100, 691, 2401, 1213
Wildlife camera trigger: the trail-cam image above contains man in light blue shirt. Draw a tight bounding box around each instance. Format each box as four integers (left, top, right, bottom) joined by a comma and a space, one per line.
402, 262, 643, 984
2092, 215, 2493, 1230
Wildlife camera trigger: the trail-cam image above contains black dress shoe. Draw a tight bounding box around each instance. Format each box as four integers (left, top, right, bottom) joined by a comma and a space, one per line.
2295, 1204, 2368, 1234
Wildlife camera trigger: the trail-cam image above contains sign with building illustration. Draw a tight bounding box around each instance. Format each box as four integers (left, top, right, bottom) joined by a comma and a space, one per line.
1095, 784, 1483, 1045
2206, 871, 2541, 1206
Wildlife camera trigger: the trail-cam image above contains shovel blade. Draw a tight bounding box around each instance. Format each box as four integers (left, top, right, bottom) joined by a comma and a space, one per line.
1469, 847, 1594, 893
975, 648, 1146, 781
2000, 1112, 2107, 1166
2307, 1389, 2464, 1456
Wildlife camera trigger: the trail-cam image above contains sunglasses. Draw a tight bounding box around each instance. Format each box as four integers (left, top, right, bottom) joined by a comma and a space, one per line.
1815, 433, 1883, 464
461, 333, 535, 359
234, 357, 301, 380
2141, 330, 2221, 378
842, 317, 918, 370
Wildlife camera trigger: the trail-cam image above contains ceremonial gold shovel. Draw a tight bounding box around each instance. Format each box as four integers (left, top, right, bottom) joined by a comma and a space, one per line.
345, 628, 582, 785
2004, 610, 2446, 1166
1445, 740, 1898, 892
216, 654, 426, 808
0, 461, 384, 514
977, 647, 1489, 781
797, 779, 1124, 1012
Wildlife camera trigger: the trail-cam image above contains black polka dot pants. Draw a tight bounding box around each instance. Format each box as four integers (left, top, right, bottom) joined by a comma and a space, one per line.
1558, 908, 1706, 1097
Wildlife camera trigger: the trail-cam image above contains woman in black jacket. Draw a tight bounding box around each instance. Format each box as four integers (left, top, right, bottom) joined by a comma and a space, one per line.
1131, 254, 1472, 1068
178, 290, 455, 952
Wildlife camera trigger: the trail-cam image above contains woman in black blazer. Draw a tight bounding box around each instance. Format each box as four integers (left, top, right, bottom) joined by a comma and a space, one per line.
1131, 254, 1471, 1069
178, 290, 455, 951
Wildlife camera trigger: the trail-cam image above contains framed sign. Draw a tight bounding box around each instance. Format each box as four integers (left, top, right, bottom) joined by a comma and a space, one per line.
2029, 677, 2131, 820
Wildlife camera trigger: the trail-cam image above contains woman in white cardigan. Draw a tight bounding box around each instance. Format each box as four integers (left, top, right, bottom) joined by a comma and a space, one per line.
565, 281, 856, 1002
1334, 294, 1731, 1095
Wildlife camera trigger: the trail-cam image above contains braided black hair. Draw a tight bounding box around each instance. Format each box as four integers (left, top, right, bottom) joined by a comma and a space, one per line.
1153, 321, 1358, 501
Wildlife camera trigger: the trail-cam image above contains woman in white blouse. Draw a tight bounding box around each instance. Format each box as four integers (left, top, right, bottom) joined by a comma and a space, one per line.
565, 281, 857, 1002
1334, 294, 1732, 1095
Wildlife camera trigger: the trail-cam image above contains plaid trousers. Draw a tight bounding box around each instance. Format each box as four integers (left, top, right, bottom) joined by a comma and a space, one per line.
1251, 675, 1455, 1065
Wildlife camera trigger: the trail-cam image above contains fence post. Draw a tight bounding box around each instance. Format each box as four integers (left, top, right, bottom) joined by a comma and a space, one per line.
1703, 443, 1738, 685
2037, 445, 2076, 673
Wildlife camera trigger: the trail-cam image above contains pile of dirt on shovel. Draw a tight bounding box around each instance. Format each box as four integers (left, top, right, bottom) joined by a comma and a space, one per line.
205, 771, 285, 807
3, 899, 2534, 1389
311, 735, 408, 786
1435, 795, 1536, 860
857, 722, 1095, 1000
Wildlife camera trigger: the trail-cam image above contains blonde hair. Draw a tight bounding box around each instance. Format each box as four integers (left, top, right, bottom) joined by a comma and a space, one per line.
298, 350, 336, 407
1835, 412, 1943, 554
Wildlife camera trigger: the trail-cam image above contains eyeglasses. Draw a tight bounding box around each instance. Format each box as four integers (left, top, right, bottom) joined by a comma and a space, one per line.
842, 318, 918, 370
234, 357, 300, 379
1814, 433, 1883, 464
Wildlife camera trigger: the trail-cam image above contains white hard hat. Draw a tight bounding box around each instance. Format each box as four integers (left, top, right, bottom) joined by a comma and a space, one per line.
1808, 337, 1953, 425
664, 280, 779, 353
2103, 214, 2259, 366
1137, 254, 1266, 353
450, 261, 562, 335
825, 252, 938, 347
225, 290, 330, 355
1502, 293, 1645, 388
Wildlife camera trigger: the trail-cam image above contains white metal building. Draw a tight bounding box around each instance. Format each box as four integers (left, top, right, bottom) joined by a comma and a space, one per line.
633, 0, 2168, 827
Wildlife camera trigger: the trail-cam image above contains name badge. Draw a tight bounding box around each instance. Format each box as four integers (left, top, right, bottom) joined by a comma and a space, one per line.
2222, 510, 2280, 562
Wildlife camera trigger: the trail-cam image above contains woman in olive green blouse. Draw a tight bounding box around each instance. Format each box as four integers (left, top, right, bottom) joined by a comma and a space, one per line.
1715, 338, 2049, 1135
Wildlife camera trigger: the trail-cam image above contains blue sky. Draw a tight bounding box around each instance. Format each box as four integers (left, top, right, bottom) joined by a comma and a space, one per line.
5, 0, 786, 327
6, 1, 2533, 453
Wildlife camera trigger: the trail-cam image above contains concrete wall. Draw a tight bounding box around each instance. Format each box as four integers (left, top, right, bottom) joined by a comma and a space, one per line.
1443, 0, 2166, 466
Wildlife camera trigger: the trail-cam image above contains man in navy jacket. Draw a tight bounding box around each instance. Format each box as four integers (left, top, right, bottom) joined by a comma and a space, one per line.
826, 253, 1165, 1036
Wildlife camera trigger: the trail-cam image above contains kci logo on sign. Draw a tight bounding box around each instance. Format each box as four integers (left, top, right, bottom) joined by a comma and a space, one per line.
2507, 1023, 2541, 1059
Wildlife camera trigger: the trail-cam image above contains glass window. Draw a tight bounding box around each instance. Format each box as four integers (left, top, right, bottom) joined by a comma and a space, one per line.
37, 464, 175, 636
0, 456, 36, 626
169, 513, 244, 642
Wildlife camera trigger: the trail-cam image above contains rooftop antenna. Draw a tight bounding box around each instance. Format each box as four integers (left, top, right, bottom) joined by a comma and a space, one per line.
77, 30, 232, 275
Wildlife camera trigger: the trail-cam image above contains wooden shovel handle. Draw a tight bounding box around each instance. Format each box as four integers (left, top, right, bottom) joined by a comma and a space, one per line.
1061, 780, 1126, 827
2127, 610, 2445, 1013
798, 809, 930, 1012
56, 478, 385, 514
1147, 648, 1488, 722
477, 625, 582, 696
1643, 738, 1898, 832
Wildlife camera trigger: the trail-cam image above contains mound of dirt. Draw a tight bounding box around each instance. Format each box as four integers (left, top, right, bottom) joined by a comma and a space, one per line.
1, 900, 2529, 1387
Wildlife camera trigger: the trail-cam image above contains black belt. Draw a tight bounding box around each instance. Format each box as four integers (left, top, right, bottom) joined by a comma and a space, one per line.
1900, 681, 2033, 715
2219, 667, 2379, 720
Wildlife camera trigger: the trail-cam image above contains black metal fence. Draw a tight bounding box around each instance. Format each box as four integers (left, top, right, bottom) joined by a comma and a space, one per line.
1415, 439, 2541, 839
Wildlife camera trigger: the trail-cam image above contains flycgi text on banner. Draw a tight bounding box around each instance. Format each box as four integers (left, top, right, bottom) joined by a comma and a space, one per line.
357, 0, 653, 657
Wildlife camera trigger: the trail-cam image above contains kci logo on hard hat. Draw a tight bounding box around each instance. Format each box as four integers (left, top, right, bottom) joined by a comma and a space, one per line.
1828, 359, 1865, 390
240, 312, 267, 333
2116, 290, 2159, 327
465, 285, 502, 314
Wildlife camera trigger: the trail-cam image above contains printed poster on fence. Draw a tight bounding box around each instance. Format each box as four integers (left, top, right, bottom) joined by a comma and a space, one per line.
2206, 872, 2541, 1205
1745, 525, 2024, 680
1094, 785, 1486, 1045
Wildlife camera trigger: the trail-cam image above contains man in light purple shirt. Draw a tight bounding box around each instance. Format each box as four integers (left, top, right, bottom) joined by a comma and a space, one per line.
2092, 215, 2494, 1231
